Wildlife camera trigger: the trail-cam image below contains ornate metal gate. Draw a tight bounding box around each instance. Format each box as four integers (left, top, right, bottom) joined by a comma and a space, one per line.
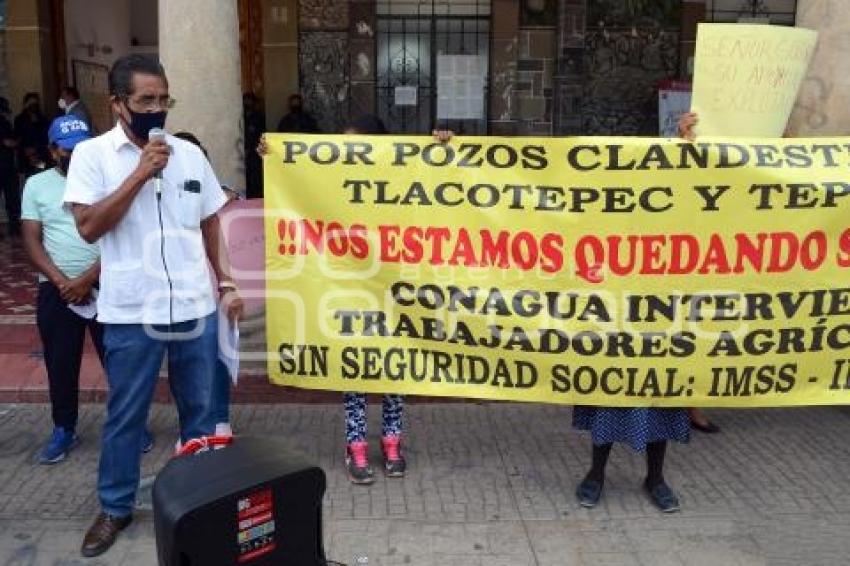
376, 1, 491, 134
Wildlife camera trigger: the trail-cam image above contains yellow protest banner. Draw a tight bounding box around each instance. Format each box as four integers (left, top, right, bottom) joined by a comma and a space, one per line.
691, 23, 817, 137
264, 134, 850, 407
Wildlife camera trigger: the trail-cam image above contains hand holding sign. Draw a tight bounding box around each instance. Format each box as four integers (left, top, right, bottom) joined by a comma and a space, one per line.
690, 23, 818, 137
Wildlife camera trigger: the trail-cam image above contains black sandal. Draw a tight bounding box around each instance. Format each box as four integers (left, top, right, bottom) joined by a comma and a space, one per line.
690, 419, 720, 434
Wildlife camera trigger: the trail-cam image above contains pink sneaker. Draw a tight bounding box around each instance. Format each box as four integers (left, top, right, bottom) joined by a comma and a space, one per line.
345, 441, 375, 485
381, 435, 406, 477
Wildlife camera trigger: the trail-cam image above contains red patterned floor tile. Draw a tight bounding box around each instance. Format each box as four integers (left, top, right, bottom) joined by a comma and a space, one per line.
0, 239, 38, 319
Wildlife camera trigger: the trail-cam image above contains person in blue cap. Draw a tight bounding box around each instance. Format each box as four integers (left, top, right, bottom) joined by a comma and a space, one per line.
21, 116, 154, 464
21, 116, 101, 463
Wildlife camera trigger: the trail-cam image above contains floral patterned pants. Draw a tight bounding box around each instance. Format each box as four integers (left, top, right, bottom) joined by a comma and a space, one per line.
343, 393, 404, 443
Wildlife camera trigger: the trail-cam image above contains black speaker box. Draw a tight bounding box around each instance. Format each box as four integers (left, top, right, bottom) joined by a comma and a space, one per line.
153, 436, 326, 565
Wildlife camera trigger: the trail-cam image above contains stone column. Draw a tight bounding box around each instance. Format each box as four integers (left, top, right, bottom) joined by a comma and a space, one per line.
787, 0, 850, 136
159, 0, 245, 189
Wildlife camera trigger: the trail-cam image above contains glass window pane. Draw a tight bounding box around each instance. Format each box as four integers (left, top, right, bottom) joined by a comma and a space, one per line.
378, 0, 490, 17
707, 0, 798, 25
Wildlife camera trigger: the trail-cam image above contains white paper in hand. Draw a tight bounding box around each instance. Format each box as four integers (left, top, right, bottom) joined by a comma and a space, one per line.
68, 288, 98, 320
217, 306, 240, 385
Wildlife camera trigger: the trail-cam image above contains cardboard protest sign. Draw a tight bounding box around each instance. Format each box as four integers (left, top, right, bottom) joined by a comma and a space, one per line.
691, 23, 817, 136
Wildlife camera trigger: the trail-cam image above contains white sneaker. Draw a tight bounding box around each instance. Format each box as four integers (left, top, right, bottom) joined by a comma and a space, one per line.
214, 422, 233, 437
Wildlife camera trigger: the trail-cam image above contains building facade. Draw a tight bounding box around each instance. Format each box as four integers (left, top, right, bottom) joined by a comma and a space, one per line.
0, 0, 846, 189
242, 0, 798, 137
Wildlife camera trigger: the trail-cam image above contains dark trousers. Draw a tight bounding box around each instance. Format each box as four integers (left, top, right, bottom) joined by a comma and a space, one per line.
245, 153, 263, 199
0, 173, 19, 234
36, 281, 104, 430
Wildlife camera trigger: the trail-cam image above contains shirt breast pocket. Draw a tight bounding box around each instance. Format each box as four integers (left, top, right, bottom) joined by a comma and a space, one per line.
179, 179, 202, 229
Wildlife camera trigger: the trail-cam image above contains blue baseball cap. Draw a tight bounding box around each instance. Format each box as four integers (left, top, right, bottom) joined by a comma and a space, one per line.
48, 116, 91, 150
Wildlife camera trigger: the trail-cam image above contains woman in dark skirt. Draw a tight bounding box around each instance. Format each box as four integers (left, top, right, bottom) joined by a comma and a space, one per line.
572, 406, 689, 512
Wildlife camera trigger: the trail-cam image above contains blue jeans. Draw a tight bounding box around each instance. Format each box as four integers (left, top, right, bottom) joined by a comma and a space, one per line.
98, 313, 217, 517
209, 359, 231, 426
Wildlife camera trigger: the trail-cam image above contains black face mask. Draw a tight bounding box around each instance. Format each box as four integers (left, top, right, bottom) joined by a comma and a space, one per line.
124, 107, 167, 140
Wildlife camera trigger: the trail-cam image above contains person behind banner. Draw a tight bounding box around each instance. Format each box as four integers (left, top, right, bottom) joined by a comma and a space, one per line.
337, 115, 403, 485
276, 93, 319, 134
242, 93, 265, 199
174, 130, 238, 439
576, 112, 694, 511
572, 405, 688, 512
677, 110, 723, 435
341, 116, 457, 484
257, 119, 452, 486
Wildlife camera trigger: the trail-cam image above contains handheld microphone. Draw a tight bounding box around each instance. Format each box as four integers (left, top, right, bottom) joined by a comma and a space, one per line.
148, 127, 167, 196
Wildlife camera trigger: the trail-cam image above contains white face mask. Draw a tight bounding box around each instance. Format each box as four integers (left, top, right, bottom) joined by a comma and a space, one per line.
58, 98, 67, 111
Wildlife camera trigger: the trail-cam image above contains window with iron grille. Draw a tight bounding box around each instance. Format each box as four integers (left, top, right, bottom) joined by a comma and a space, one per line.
705, 0, 798, 26
376, 0, 491, 134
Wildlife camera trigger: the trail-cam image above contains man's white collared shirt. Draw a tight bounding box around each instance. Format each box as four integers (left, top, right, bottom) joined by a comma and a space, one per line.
64, 124, 226, 325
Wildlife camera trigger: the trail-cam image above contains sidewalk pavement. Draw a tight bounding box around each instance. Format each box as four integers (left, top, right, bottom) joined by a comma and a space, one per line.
1, 402, 849, 566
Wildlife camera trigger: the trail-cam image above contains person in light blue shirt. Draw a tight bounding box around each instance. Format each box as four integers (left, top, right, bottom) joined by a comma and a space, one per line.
21, 115, 101, 465
21, 116, 154, 465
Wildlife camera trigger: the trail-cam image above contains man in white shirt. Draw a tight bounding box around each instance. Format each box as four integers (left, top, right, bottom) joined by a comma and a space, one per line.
64, 54, 244, 558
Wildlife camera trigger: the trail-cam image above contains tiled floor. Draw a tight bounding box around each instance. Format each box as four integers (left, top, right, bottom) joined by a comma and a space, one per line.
0, 236, 37, 323
0, 235, 102, 398
2, 403, 849, 565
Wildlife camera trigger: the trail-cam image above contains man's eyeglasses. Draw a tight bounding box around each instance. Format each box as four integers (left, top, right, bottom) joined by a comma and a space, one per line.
124, 95, 177, 112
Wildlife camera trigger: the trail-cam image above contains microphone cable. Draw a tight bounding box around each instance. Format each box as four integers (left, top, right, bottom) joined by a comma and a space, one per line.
156, 188, 174, 326
149, 127, 174, 326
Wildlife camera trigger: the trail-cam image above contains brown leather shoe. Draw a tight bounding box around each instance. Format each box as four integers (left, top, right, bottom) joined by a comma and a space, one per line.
81, 512, 133, 558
